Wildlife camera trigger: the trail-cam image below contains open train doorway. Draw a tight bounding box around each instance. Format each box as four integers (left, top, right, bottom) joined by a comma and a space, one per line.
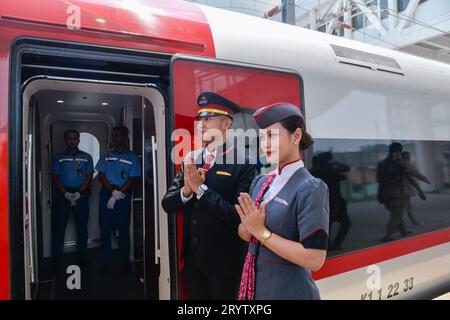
21, 78, 169, 299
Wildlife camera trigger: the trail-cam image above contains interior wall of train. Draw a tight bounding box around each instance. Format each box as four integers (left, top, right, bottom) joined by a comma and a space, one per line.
21, 79, 168, 300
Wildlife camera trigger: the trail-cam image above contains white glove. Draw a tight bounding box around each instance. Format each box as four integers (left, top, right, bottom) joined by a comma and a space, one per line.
107, 196, 116, 210
112, 190, 126, 200
64, 192, 77, 207
71, 192, 81, 202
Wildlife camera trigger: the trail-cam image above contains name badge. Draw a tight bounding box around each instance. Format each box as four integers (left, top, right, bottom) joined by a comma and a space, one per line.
216, 170, 232, 176
274, 197, 288, 206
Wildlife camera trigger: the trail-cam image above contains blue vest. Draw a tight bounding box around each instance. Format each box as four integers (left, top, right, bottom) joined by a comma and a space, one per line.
95, 149, 141, 187
52, 149, 94, 188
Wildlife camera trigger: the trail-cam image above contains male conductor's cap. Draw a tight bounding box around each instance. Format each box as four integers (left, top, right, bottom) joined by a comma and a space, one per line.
197, 92, 241, 119
253, 103, 304, 129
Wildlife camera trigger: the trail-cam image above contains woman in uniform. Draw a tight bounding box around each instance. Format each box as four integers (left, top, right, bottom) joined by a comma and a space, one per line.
235, 102, 330, 300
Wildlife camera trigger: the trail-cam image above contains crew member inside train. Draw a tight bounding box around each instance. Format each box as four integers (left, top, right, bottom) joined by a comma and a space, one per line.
52, 129, 94, 265
162, 92, 256, 300
96, 126, 141, 273
236, 103, 329, 300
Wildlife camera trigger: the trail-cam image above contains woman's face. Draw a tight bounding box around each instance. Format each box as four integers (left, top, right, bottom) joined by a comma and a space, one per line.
260, 122, 302, 164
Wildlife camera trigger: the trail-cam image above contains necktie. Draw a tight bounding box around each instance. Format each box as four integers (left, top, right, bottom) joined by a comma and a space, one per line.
203, 152, 215, 170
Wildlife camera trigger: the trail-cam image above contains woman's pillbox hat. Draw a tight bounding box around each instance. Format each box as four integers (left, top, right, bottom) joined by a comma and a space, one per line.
253, 103, 304, 128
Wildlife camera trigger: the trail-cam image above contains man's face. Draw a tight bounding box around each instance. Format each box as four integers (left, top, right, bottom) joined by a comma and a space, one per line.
112, 130, 126, 148
64, 132, 80, 150
197, 116, 231, 143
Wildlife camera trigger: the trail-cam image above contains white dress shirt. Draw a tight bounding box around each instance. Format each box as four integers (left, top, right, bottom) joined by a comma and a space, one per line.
263, 159, 305, 204
180, 146, 217, 203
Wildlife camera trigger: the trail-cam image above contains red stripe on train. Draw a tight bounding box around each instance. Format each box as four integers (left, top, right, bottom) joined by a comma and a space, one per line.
313, 227, 450, 281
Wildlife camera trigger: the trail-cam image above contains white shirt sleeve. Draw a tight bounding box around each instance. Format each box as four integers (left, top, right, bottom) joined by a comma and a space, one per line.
180, 187, 194, 203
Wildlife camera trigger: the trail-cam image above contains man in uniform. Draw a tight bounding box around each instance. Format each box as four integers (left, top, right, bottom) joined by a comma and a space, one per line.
96, 126, 141, 272
162, 92, 256, 299
52, 129, 94, 265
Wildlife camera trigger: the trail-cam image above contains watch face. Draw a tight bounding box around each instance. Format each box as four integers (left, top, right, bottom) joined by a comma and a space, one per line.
263, 230, 271, 238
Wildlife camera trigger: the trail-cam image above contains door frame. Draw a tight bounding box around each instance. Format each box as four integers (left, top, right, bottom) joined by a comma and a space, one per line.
19, 76, 169, 299
9, 38, 173, 299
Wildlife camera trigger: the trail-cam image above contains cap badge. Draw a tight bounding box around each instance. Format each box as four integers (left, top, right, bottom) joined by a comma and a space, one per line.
199, 96, 209, 106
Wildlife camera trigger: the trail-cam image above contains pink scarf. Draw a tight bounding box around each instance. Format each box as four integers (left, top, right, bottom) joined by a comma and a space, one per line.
238, 172, 276, 300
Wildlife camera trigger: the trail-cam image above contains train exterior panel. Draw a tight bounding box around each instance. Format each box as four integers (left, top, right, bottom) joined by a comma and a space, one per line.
0, 0, 449, 300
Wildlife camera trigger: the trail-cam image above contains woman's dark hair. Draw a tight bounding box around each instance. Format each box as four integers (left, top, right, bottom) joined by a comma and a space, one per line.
279, 115, 314, 151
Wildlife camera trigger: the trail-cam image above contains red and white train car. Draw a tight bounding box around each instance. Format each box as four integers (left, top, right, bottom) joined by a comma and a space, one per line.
0, 0, 449, 300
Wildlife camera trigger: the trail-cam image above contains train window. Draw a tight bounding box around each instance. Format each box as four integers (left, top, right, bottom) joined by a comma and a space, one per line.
231, 108, 258, 132
79, 132, 100, 178
170, 57, 303, 172
309, 138, 450, 257
231, 108, 274, 174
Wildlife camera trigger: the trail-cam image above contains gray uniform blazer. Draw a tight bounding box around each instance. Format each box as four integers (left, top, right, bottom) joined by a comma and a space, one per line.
248, 167, 330, 300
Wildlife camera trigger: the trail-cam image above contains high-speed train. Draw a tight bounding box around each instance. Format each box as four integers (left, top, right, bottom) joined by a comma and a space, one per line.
0, 0, 449, 300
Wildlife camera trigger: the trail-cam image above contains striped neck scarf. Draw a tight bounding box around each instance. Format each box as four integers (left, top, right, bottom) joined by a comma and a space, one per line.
237, 171, 276, 300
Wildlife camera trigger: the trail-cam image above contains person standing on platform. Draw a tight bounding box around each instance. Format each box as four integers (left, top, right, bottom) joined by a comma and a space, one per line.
236, 103, 329, 300
162, 92, 256, 300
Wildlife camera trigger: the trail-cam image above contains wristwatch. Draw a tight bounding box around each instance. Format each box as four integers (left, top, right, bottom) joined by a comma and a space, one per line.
196, 184, 208, 199
260, 228, 272, 245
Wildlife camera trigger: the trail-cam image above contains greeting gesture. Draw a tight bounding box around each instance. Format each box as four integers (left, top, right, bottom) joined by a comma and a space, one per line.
185, 160, 206, 194
235, 192, 266, 240
182, 157, 193, 197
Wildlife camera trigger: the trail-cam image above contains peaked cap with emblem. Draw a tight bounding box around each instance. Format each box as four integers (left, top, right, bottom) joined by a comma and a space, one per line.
196, 92, 242, 119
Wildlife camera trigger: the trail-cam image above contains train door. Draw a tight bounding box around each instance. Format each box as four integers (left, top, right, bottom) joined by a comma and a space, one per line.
22, 79, 169, 299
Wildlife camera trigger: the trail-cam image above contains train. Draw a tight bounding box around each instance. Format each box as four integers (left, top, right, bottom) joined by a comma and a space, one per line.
0, 0, 449, 300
